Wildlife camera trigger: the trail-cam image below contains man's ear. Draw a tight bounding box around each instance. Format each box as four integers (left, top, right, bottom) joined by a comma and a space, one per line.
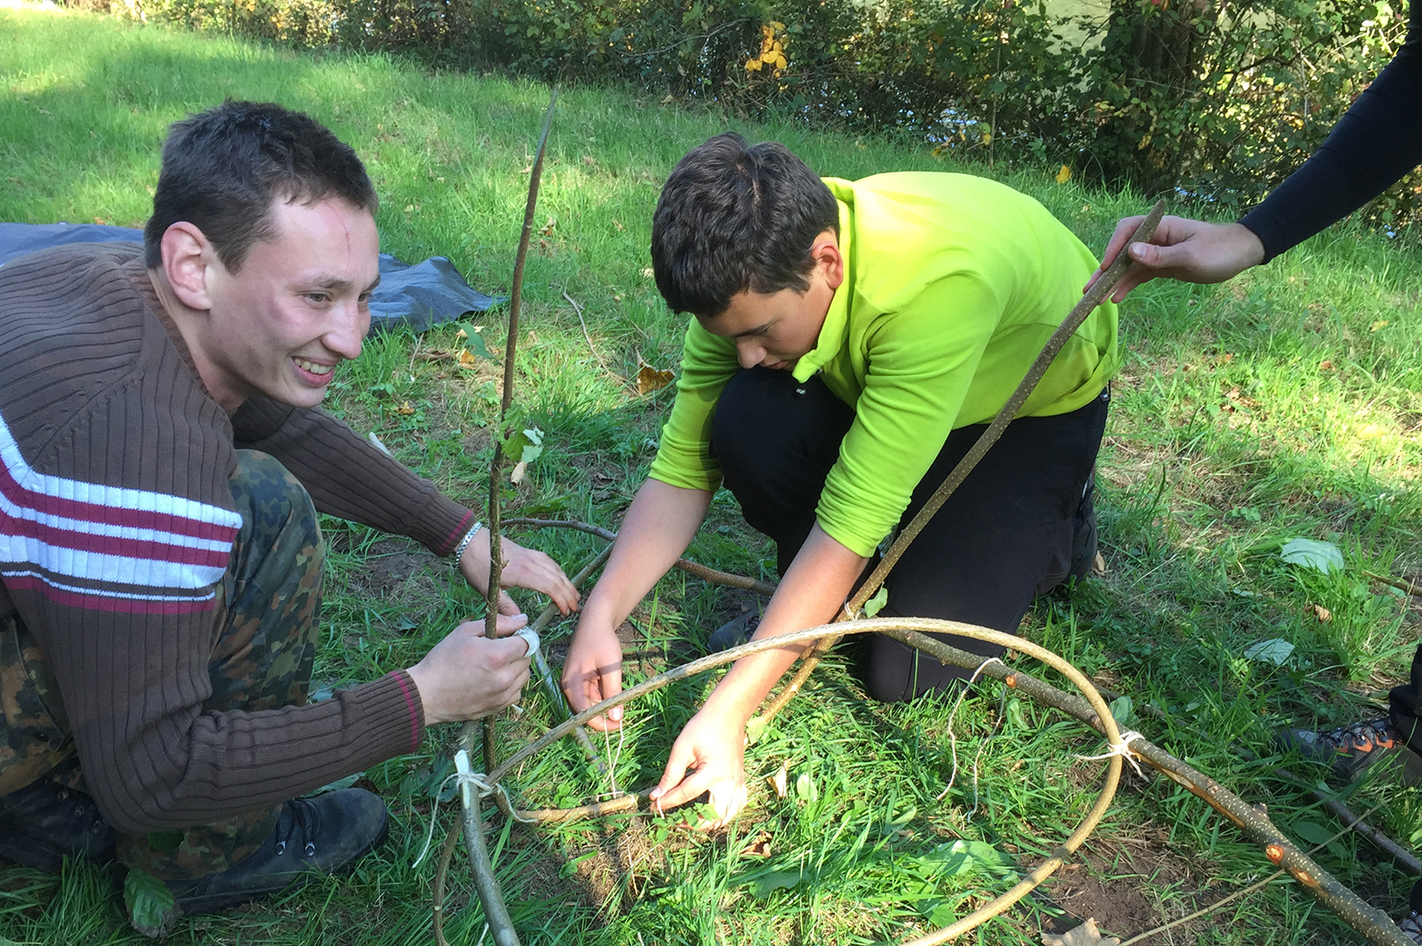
159, 222, 216, 312
810, 230, 844, 291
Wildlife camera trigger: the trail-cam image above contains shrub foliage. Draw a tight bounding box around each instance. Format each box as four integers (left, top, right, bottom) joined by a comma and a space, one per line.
85, 0, 1416, 224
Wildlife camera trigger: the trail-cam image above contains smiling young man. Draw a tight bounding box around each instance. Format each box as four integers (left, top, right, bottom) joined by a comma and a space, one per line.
562, 132, 1116, 825
0, 101, 577, 932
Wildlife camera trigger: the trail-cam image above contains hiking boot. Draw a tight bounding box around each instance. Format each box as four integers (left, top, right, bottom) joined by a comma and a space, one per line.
1275, 717, 1422, 784
0, 777, 116, 872
707, 611, 760, 653
166, 788, 388, 918
1399, 910, 1422, 945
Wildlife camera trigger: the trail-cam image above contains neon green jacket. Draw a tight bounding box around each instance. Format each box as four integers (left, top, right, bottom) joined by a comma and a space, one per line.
647, 172, 1118, 557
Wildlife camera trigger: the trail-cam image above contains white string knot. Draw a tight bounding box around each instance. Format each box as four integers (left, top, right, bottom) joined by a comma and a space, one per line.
411, 748, 534, 868
1076, 729, 1145, 778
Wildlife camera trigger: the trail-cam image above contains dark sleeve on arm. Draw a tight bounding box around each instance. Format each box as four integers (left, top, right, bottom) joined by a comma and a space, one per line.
1240, 6, 1422, 261
231, 397, 475, 556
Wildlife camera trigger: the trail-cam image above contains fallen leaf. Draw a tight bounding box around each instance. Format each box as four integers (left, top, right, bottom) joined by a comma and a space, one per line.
527, 329, 539, 345
1091, 551, 1107, 577
395, 400, 415, 415
1320, 359, 1333, 370
1311, 603, 1332, 622
456, 327, 469, 339
1358, 423, 1385, 439
769, 760, 790, 798
1371, 320, 1390, 331
510, 460, 528, 484
1041, 918, 1121, 946
740, 831, 773, 857
1055, 164, 1072, 184
636, 363, 675, 395
458, 348, 478, 367
541, 216, 556, 236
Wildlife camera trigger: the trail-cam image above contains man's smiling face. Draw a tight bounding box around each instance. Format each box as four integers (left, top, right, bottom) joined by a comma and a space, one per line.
196, 196, 380, 411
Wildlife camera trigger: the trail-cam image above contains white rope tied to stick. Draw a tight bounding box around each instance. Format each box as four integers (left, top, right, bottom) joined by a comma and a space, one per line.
411, 748, 537, 868
936, 657, 1007, 805
1077, 729, 1146, 778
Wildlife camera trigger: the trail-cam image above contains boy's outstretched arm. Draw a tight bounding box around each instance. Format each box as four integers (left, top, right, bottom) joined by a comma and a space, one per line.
649, 523, 868, 827
562, 478, 711, 731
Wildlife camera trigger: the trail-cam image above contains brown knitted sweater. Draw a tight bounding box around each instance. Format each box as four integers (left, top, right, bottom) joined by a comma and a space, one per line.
0, 242, 473, 834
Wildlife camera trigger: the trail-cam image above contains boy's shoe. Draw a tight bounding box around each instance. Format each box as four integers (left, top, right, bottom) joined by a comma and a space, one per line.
0, 776, 116, 872
707, 611, 760, 653
1399, 910, 1422, 945
164, 788, 388, 919
1275, 717, 1422, 784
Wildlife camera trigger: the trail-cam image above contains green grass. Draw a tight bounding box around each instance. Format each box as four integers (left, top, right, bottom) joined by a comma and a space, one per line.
2, 6, 1421, 944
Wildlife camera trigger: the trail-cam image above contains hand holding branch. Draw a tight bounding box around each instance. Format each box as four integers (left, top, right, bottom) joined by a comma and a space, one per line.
1084, 215, 1266, 302
406, 619, 534, 725
458, 527, 581, 615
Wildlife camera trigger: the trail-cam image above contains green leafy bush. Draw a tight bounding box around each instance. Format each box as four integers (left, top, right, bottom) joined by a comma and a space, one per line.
83, 0, 1418, 227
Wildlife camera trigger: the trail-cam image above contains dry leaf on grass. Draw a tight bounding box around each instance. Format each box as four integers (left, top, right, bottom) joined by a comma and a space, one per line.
740, 831, 772, 857
769, 759, 790, 799
1041, 918, 1121, 946
636, 363, 674, 395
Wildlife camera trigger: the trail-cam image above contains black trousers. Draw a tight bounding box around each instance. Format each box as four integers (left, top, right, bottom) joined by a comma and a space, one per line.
710, 367, 1109, 702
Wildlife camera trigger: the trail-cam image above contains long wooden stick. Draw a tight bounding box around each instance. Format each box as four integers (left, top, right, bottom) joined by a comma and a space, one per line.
446, 88, 558, 946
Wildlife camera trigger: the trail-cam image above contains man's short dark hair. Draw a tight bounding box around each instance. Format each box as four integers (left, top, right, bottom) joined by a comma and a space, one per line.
650, 133, 839, 318
143, 100, 378, 272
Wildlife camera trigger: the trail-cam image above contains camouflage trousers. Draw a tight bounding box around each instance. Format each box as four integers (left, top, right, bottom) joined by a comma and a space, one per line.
0, 450, 324, 880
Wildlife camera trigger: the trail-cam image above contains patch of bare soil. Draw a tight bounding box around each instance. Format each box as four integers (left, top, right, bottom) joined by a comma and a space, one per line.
1035, 840, 1228, 944
341, 544, 437, 599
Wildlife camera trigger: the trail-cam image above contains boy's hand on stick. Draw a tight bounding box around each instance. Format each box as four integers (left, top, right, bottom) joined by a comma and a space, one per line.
561, 623, 624, 731
1083, 215, 1265, 302
458, 530, 581, 614
406, 617, 533, 726
649, 708, 748, 829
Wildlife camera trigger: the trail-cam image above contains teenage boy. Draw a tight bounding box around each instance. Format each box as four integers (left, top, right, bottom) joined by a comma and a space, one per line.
562, 133, 1117, 825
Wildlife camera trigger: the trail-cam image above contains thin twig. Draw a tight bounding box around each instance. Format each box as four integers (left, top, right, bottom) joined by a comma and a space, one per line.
1365, 570, 1422, 597
448, 88, 558, 946
565, 291, 636, 392
431, 820, 463, 946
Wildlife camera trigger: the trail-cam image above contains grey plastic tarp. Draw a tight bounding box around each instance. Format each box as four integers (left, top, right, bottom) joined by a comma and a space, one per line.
0, 222, 500, 332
